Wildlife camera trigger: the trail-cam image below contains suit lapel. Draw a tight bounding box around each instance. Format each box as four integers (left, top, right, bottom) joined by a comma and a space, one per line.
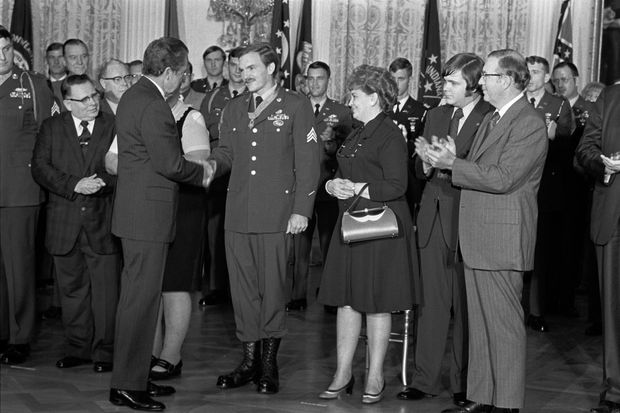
63, 113, 85, 168
456, 100, 489, 158
82, 114, 106, 170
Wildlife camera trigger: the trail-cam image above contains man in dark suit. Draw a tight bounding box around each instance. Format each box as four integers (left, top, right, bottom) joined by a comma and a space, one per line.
577, 83, 620, 413
286, 61, 353, 311
98, 59, 131, 116
109, 37, 209, 412
398, 53, 493, 406
198, 46, 247, 307
388, 57, 427, 216
31, 74, 120, 373
427, 49, 548, 413
524, 55, 575, 332
0, 27, 56, 365
207, 43, 319, 395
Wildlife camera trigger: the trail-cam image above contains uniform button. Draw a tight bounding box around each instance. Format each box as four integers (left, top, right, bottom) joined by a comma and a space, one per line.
276, 128, 280, 132
251, 170, 256, 175
232, 127, 236, 131
251, 156, 256, 161
252, 128, 258, 133
251, 141, 257, 146
18, 105, 22, 109
285, 190, 289, 194
81, 207, 86, 211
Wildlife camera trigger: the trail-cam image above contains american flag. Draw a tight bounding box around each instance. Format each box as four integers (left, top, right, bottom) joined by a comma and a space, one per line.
552, 0, 573, 68
270, 0, 292, 89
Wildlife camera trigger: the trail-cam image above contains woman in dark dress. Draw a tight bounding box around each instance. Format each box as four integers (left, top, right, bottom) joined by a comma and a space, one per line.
318, 65, 417, 404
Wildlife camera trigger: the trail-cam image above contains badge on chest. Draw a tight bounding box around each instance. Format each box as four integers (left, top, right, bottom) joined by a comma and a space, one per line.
268, 109, 290, 127
10, 87, 31, 99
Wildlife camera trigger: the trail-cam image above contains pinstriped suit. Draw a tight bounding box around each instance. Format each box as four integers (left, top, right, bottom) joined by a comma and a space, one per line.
452, 95, 547, 408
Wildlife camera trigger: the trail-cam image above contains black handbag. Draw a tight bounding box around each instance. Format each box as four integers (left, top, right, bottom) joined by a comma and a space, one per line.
341, 184, 399, 244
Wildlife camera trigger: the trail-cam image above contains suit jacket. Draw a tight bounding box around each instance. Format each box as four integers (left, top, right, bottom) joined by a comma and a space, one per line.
111, 76, 204, 243
415, 99, 494, 250
0, 67, 55, 207
99, 98, 115, 116
534, 91, 575, 210
210, 87, 321, 233
452, 95, 548, 271
576, 84, 620, 245
313, 97, 353, 201
31, 111, 118, 255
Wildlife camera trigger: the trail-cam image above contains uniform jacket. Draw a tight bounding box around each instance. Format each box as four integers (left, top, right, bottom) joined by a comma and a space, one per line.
31, 111, 119, 255
314, 97, 353, 201
111, 76, 204, 243
211, 86, 321, 233
415, 99, 494, 250
0, 67, 55, 207
190, 77, 228, 94
452, 95, 548, 271
577, 84, 620, 245
388, 96, 427, 144
535, 91, 575, 210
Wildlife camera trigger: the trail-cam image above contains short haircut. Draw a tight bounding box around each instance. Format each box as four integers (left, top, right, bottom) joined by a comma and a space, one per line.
347, 64, 398, 113
525, 55, 550, 73
202, 45, 226, 60
0, 26, 12, 41
61, 74, 95, 99
228, 46, 244, 60
128, 59, 142, 68
488, 49, 530, 91
239, 42, 280, 79
552, 61, 579, 77
388, 57, 413, 77
581, 81, 604, 98
443, 53, 484, 95
142, 37, 188, 77
63, 38, 88, 55
46, 42, 63, 54
307, 61, 331, 78
98, 58, 128, 79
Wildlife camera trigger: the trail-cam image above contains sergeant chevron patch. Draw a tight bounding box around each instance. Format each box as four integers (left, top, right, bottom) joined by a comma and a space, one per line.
306, 128, 317, 143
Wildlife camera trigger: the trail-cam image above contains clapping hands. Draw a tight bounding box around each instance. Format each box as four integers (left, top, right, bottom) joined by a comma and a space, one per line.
425, 135, 457, 170
74, 174, 106, 194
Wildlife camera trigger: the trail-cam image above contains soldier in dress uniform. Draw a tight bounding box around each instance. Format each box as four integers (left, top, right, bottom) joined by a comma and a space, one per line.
207, 43, 320, 395
198, 46, 247, 307
0, 26, 56, 364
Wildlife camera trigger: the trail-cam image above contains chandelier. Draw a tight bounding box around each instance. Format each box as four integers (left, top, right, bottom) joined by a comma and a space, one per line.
209, 0, 274, 47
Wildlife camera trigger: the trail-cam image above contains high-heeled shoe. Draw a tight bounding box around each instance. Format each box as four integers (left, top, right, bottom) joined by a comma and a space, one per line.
362, 381, 386, 404
318, 376, 355, 399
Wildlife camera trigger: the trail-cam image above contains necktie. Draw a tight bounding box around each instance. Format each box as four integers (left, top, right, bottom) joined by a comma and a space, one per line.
212, 82, 218, 90
314, 103, 320, 117
448, 108, 464, 139
232, 90, 239, 98
394, 101, 400, 114
482, 112, 500, 141
254, 95, 263, 111
78, 120, 91, 155
530, 97, 536, 106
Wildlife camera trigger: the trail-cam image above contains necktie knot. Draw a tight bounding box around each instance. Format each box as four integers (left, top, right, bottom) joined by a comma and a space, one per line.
255, 95, 263, 109
232, 90, 239, 98
453, 108, 464, 121
530, 97, 536, 106
448, 108, 464, 139
490, 111, 500, 126
314, 103, 320, 117
394, 101, 400, 114
212, 82, 218, 89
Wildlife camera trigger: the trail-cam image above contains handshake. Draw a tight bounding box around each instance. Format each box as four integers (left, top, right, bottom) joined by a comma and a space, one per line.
192, 159, 217, 188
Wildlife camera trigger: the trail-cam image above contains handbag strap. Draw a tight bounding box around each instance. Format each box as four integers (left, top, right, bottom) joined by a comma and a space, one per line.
345, 183, 370, 213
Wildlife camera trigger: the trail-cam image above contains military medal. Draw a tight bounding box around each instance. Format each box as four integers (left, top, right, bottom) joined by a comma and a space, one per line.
248, 92, 277, 129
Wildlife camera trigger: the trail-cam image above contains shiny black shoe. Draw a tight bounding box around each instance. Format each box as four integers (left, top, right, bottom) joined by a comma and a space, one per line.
217, 341, 261, 389
591, 400, 620, 413
56, 356, 91, 368
453, 392, 469, 406
285, 298, 307, 311
109, 388, 165, 411
526, 315, 549, 332
0, 344, 30, 365
396, 387, 436, 400
147, 381, 176, 397
441, 401, 495, 413
150, 359, 182, 380
257, 337, 281, 394
94, 361, 113, 373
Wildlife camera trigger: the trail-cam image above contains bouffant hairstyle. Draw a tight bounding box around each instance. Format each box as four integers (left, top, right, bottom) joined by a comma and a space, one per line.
488, 49, 530, 91
346, 64, 398, 113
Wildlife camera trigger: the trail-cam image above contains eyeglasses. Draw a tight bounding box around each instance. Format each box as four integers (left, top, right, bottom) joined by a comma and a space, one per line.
101, 75, 133, 84
481, 72, 504, 79
551, 77, 575, 85
66, 92, 101, 104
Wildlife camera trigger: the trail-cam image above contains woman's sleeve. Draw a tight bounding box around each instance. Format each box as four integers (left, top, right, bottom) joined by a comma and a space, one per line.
365, 126, 408, 201
181, 110, 211, 155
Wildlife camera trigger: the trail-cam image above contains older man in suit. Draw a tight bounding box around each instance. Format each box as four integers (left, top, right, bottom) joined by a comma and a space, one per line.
98, 59, 131, 116
286, 60, 353, 312
577, 84, 620, 413
427, 49, 548, 413
398, 53, 493, 406
109, 37, 209, 412
31, 74, 120, 373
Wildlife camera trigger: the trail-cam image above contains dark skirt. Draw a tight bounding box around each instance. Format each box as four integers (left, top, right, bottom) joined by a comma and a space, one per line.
162, 185, 207, 292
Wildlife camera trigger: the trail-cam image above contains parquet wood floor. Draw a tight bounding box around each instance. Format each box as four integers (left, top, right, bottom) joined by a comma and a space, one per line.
1, 277, 604, 413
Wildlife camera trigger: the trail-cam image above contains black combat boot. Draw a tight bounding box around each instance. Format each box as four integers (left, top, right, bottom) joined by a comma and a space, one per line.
257, 337, 281, 394
216, 341, 261, 388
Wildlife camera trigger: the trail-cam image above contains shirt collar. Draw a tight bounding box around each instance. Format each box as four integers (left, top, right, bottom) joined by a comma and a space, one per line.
71, 114, 94, 134
456, 95, 481, 121
254, 82, 278, 102
496, 92, 525, 119
310, 96, 327, 110
144, 76, 166, 98
568, 95, 579, 107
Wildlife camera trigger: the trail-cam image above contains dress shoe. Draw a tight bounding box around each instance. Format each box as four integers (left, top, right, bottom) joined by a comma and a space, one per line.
41, 306, 62, 320
147, 381, 175, 397
591, 400, 620, 413
361, 381, 386, 404
526, 314, 549, 332
217, 341, 261, 388
56, 356, 91, 368
94, 361, 113, 373
585, 322, 603, 336
396, 387, 436, 400
0, 344, 30, 365
441, 401, 494, 413
109, 388, 165, 411
319, 375, 354, 399
257, 337, 281, 394
150, 358, 182, 380
285, 298, 307, 311
453, 392, 469, 406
